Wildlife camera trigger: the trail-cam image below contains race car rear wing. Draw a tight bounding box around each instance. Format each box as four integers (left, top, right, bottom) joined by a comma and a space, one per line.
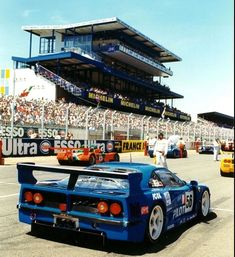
17, 162, 143, 194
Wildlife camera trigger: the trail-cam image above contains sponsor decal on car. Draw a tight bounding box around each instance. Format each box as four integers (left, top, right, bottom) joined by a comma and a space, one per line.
173, 191, 194, 219
164, 191, 172, 206
152, 192, 162, 200
141, 206, 149, 215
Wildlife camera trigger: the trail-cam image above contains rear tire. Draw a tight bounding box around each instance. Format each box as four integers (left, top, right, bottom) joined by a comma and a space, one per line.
58, 160, 67, 165
113, 153, 120, 162
198, 190, 210, 219
88, 154, 96, 165
145, 204, 164, 243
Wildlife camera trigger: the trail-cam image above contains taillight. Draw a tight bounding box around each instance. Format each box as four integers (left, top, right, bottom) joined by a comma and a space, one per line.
110, 202, 122, 216
59, 203, 67, 212
33, 193, 43, 204
24, 191, 33, 202
97, 201, 109, 214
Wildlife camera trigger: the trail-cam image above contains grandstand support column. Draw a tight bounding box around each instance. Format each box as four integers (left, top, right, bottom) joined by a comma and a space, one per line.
140, 116, 146, 140
102, 110, 109, 140
174, 121, 178, 135
146, 116, 152, 136
85, 107, 92, 140
156, 118, 162, 136
111, 111, 116, 140
127, 113, 133, 140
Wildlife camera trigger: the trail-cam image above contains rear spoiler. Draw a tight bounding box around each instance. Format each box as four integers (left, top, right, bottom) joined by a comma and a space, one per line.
17, 162, 143, 193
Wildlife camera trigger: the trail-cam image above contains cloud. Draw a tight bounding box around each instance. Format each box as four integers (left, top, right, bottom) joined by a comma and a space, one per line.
22, 9, 38, 18
50, 15, 69, 24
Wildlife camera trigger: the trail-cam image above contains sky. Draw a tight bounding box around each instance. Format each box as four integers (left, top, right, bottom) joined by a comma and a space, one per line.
0, 0, 234, 121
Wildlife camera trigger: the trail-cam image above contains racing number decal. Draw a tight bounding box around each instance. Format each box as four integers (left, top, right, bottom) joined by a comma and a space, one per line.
185, 191, 194, 213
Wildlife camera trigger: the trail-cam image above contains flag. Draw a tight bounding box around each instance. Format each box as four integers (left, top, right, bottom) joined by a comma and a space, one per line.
19, 86, 34, 97
161, 106, 166, 119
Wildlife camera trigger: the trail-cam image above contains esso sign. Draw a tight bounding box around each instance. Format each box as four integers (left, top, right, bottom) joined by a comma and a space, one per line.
0, 126, 24, 137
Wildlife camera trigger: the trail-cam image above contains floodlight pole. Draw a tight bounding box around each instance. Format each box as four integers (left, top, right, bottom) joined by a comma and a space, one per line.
141, 115, 146, 140
173, 121, 178, 135
10, 63, 16, 139
127, 113, 133, 140
85, 107, 92, 140
146, 116, 152, 136
102, 109, 109, 140
156, 117, 161, 136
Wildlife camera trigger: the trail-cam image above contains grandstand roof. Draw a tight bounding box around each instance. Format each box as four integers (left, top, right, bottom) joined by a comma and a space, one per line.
22, 17, 181, 63
198, 112, 234, 128
12, 52, 183, 99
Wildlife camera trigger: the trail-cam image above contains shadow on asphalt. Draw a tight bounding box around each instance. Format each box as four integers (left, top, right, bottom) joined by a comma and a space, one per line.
27, 211, 217, 255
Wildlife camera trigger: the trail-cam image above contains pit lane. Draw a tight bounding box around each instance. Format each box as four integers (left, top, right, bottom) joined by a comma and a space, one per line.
0, 151, 233, 257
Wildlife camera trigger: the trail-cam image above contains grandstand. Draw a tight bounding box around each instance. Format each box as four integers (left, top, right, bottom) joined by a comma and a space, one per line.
198, 112, 234, 129
12, 17, 190, 122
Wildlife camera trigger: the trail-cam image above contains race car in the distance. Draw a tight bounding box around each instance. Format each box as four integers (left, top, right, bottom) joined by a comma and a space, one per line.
220, 142, 234, 176
17, 162, 211, 244
56, 147, 120, 165
167, 144, 187, 158
198, 145, 214, 154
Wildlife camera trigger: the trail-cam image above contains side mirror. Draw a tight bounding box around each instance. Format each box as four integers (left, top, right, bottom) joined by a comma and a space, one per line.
190, 180, 198, 186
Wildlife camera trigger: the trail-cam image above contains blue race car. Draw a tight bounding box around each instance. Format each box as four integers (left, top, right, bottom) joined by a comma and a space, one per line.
198, 145, 214, 154
167, 145, 188, 158
17, 162, 210, 244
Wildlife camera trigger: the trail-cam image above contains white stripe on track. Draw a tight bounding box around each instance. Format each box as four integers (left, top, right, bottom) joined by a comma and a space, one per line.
211, 207, 234, 213
0, 182, 18, 185
0, 193, 18, 199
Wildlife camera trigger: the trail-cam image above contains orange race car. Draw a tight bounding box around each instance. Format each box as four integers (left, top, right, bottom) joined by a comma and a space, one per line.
55, 147, 120, 166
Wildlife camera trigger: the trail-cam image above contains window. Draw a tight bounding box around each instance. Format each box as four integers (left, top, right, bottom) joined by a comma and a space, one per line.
150, 168, 185, 187
39, 37, 55, 54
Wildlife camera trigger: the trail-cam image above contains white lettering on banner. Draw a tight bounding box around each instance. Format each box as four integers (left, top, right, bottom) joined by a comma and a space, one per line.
2, 138, 37, 156
53, 140, 105, 153
0, 126, 24, 137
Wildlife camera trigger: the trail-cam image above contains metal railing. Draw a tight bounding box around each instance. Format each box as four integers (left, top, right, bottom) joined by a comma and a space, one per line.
0, 97, 234, 144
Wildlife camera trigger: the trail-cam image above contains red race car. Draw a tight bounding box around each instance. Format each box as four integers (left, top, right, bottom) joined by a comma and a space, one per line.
56, 147, 120, 166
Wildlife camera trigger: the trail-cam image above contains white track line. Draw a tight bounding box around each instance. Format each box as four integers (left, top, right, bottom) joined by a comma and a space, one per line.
0, 182, 18, 185
0, 193, 18, 199
211, 207, 234, 213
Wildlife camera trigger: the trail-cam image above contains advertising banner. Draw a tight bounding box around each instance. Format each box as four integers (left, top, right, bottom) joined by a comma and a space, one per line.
1, 138, 122, 157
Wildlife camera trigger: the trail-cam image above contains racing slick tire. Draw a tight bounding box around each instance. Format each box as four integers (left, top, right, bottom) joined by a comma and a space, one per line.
58, 160, 70, 165
220, 169, 225, 176
88, 154, 96, 165
145, 204, 165, 244
183, 150, 187, 158
113, 153, 120, 162
198, 190, 210, 219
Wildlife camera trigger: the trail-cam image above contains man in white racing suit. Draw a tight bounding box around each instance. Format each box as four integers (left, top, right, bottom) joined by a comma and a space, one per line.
153, 132, 169, 168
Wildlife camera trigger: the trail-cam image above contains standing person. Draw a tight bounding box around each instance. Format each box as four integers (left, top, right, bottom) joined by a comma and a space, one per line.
213, 138, 221, 161
177, 137, 185, 158
153, 132, 169, 168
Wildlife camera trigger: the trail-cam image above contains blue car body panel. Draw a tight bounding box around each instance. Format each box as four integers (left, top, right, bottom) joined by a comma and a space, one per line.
17, 162, 209, 242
